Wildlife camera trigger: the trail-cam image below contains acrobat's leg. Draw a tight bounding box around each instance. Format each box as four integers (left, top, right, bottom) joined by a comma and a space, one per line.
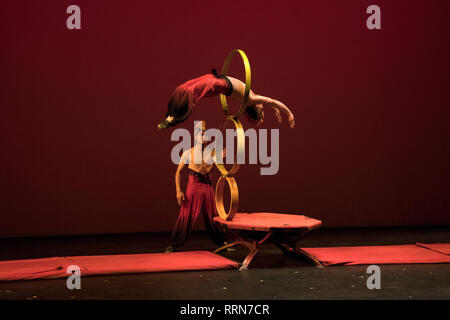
169, 187, 202, 248
201, 184, 227, 246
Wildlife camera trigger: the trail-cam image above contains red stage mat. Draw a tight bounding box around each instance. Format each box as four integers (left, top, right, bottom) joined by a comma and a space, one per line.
0, 251, 239, 281
416, 243, 450, 255
300, 244, 450, 266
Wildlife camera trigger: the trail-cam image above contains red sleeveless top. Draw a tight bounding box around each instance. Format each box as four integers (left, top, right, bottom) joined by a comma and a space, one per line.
175, 70, 233, 105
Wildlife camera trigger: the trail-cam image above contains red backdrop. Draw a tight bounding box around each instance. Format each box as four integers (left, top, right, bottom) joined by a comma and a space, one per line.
1, 0, 449, 237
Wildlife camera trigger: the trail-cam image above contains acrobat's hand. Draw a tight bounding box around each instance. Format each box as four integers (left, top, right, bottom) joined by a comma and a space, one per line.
272, 107, 282, 124
272, 106, 295, 128
176, 191, 185, 206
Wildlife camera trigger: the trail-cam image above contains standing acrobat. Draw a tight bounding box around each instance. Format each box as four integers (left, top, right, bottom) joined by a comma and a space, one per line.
165, 121, 227, 253
157, 69, 295, 130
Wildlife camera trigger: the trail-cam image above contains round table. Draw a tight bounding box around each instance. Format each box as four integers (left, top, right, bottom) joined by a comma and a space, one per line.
214, 212, 324, 270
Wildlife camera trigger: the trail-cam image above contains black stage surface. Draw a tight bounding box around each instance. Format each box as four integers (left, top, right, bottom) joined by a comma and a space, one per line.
0, 226, 449, 300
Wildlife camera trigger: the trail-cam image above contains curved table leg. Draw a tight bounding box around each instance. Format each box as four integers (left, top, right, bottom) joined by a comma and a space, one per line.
214, 230, 275, 270
214, 240, 254, 253
275, 243, 291, 255
293, 246, 325, 268
275, 243, 324, 268
239, 248, 259, 271
239, 231, 274, 270
273, 229, 325, 268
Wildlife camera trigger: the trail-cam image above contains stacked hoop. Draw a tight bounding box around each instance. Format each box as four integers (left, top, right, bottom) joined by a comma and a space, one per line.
214, 49, 251, 221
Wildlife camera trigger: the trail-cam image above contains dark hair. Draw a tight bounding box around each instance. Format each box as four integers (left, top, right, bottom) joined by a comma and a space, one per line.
158, 89, 193, 129
166, 89, 189, 118
245, 105, 263, 122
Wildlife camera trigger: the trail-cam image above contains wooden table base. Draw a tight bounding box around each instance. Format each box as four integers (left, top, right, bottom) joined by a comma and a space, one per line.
214, 228, 324, 270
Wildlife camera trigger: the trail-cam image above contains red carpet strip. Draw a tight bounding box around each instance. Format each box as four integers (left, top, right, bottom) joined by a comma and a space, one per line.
416, 242, 450, 255
0, 251, 239, 281
300, 244, 450, 266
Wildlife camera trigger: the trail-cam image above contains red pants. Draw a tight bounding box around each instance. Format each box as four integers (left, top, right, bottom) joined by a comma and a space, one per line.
170, 172, 225, 247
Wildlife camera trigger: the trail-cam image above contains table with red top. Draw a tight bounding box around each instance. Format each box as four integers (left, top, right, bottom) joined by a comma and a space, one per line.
214, 212, 324, 270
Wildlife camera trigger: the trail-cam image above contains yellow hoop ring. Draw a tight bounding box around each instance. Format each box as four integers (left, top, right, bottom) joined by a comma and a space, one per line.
214, 116, 245, 177
214, 49, 251, 221
215, 175, 239, 220
220, 49, 251, 117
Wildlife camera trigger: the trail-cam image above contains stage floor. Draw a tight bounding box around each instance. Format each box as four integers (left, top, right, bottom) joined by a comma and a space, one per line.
0, 226, 449, 300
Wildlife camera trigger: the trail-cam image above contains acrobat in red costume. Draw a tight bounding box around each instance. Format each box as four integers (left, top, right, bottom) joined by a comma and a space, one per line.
157, 69, 295, 130
165, 121, 227, 252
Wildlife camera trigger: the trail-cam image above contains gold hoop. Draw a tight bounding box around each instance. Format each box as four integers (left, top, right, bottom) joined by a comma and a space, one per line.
220, 49, 251, 117
215, 175, 239, 220
214, 116, 245, 177
214, 49, 251, 221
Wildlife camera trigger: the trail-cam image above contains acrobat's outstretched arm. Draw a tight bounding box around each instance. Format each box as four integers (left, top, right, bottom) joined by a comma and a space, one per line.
248, 94, 295, 128
227, 76, 295, 128
175, 150, 190, 206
